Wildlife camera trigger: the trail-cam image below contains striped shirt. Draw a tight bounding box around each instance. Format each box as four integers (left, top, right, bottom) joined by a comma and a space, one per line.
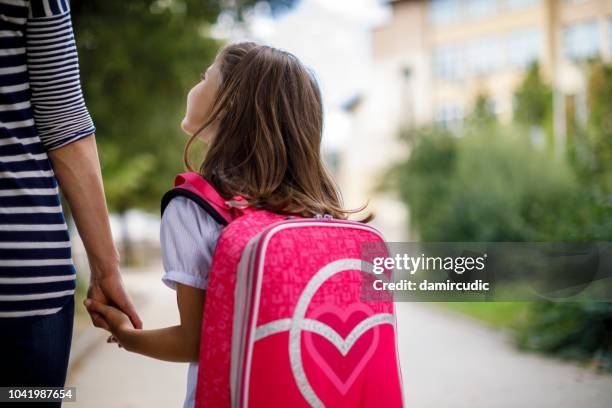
0, 0, 95, 318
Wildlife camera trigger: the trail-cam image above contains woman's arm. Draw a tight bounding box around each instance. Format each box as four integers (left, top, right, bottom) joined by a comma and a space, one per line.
50, 136, 142, 330
26, 0, 142, 330
85, 283, 206, 363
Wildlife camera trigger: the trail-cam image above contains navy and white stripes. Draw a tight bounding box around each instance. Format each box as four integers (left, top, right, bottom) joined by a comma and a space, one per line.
27, 0, 69, 17
26, 2, 94, 150
0, 0, 95, 318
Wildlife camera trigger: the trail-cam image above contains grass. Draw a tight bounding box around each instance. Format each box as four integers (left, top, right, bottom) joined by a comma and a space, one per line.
433, 301, 532, 330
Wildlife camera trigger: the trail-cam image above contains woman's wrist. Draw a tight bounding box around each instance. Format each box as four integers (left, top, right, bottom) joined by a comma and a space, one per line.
88, 250, 121, 279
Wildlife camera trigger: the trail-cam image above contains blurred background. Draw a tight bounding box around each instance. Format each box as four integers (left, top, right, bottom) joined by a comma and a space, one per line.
64, 0, 612, 407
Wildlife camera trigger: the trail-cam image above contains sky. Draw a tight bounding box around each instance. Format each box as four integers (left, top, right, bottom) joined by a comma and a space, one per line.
212, 0, 391, 151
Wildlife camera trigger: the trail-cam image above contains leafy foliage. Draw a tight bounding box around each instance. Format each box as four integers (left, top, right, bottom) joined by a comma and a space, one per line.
513, 62, 552, 127
516, 302, 612, 370
71, 0, 296, 213
514, 62, 612, 371
388, 123, 578, 242
70, 0, 295, 263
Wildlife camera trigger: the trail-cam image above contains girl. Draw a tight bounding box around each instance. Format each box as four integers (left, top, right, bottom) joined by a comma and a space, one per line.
84, 41, 370, 408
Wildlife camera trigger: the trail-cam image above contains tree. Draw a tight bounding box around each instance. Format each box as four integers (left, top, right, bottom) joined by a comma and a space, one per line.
71, 0, 295, 264
513, 62, 553, 150
469, 94, 497, 125
567, 61, 612, 242
582, 62, 612, 188
513, 62, 552, 127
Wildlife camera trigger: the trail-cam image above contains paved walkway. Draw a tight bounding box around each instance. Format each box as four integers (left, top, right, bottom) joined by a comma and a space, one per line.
395, 302, 612, 408
67, 266, 612, 407
66, 266, 187, 408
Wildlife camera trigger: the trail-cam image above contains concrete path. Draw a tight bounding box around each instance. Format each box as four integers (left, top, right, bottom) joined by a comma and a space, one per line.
67, 266, 612, 407
66, 266, 187, 408
395, 302, 612, 408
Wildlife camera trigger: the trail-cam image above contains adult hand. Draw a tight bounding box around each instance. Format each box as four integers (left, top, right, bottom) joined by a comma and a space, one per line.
86, 272, 143, 330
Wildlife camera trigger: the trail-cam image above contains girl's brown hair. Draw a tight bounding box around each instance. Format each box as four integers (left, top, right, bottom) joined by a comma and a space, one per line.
184, 41, 373, 222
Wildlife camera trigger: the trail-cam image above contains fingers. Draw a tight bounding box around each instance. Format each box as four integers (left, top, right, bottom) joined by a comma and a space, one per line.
84, 298, 109, 316
118, 297, 143, 330
86, 285, 110, 329
107, 335, 123, 348
94, 275, 143, 329
90, 312, 111, 331
84, 298, 114, 331
108, 288, 143, 329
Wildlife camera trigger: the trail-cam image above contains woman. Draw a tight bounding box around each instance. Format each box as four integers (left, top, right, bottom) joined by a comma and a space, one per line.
0, 0, 141, 404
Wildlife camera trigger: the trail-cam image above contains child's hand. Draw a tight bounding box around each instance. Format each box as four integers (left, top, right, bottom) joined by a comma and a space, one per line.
107, 334, 124, 348
84, 298, 134, 337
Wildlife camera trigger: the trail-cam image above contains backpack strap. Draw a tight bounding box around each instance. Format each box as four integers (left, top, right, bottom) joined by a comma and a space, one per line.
161, 172, 251, 226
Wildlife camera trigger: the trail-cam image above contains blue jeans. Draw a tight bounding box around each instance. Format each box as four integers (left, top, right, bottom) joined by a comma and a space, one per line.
0, 296, 74, 407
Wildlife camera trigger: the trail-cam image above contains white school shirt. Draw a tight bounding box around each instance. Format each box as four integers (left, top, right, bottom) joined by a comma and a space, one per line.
160, 196, 223, 408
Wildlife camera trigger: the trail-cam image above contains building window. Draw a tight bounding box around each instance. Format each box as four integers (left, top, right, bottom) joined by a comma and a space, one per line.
609, 19, 612, 56
574, 92, 588, 126
467, 37, 503, 75
506, 0, 540, 10
485, 97, 500, 116
563, 0, 590, 4
435, 104, 464, 130
563, 20, 600, 60
507, 28, 542, 67
430, 0, 461, 25
466, 0, 498, 19
432, 45, 465, 80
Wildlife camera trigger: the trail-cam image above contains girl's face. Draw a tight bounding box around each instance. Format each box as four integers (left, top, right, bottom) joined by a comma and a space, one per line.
181, 57, 222, 142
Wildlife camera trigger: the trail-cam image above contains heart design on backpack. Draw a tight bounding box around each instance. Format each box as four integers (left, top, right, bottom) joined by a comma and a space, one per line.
304, 302, 380, 395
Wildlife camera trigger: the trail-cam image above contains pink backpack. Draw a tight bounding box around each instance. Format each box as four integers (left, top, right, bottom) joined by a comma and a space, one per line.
162, 173, 404, 407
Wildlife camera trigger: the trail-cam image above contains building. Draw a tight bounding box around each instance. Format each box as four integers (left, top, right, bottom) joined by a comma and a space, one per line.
338, 0, 611, 240
373, 0, 611, 128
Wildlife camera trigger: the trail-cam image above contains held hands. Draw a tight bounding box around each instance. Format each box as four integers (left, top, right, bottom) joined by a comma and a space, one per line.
84, 298, 133, 349
86, 272, 143, 331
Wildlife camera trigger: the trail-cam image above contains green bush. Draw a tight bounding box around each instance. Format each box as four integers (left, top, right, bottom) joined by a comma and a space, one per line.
516, 302, 612, 370
388, 122, 580, 242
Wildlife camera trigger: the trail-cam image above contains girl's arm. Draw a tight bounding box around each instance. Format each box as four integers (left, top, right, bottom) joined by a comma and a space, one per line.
84, 283, 205, 363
